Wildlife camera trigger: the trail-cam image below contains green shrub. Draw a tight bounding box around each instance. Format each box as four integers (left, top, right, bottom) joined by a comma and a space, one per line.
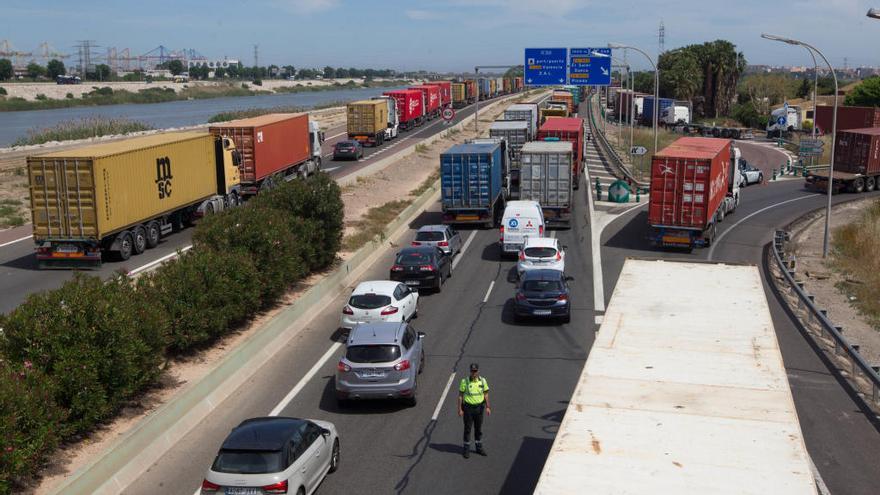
0, 87, 6, 96
0, 361, 65, 494
65, 92, 74, 99
35, 94, 47, 101
141, 249, 262, 354
252, 79, 262, 86
0, 274, 167, 433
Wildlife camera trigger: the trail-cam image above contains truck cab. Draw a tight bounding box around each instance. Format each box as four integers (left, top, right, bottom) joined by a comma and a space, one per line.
661, 105, 690, 126
309, 121, 325, 170
371, 96, 400, 140
766, 105, 801, 138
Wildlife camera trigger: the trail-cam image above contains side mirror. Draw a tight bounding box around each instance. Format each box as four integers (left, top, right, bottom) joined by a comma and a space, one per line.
565, 275, 575, 282
562, 245, 569, 250
321, 428, 331, 437
417, 332, 426, 339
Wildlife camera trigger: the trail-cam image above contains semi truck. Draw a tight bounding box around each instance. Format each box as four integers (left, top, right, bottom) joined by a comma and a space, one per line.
490, 120, 530, 199
370, 95, 400, 141
640, 96, 675, 125
519, 141, 574, 228
648, 137, 742, 250
536, 117, 584, 189
503, 103, 540, 140
346, 99, 396, 147
535, 258, 818, 495
384, 89, 425, 130
451, 82, 468, 108
767, 105, 802, 138
409, 85, 441, 120
431, 81, 452, 108
208, 113, 323, 196
806, 127, 880, 193
28, 131, 241, 267
550, 90, 575, 115
540, 104, 569, 121
440, 141, 509, 228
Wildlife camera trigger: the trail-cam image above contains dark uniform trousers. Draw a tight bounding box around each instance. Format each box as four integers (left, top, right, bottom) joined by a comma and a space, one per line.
462, 403, 485, 444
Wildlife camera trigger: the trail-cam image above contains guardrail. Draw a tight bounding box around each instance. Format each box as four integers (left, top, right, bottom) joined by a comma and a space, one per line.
771, 230, 880, 410
585, 93, 645, 188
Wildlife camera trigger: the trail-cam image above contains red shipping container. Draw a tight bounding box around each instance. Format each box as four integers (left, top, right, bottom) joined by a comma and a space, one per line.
384, 89, 424, 126
409, 85, 441, 115
815, 105, 880, 134
432, 81, 452, 107
209, 113, 310, 194
465, 80, 478, 101
834, 127, 880, 175
537, 117, 585, 184
649, 137, 731, 230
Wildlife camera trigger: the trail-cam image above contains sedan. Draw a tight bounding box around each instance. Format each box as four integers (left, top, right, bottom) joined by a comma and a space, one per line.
517, 237, 565, 277
341, 281, 419, 330
740, 163, 763, 186
333, 140, 364, 160
390, 246, 452, 292
201, 417, 339, 495
513, 269, 571, 323
411, 224, 463, 256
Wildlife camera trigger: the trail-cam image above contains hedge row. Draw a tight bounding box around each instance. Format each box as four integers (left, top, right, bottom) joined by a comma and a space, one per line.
0, 173, 343, 492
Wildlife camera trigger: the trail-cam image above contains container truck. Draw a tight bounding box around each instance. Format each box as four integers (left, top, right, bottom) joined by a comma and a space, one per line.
503, 103, 540, 140
648, 137, 743, 250
535, 258, 818, 495
641, 96, 675, 125
563, 85, 582, 108
465, 80, 478, 104
451, 83, 468, 108
766, 105, 802, 138
208, 113, 323, 196
536, 117, 585, 189
28, 131, 241, 267
806, 127, 880, 193
440, 141, 508, 228
489, 79, 497, 98
514, 76, 523, 91
550, 90, 575, 115
519, 141, 574, 228
540, 105, 569, 121
384, 89, 425, 130
490, 120, 530, 198
409, 85, 441, 120
660, 105, 691, 126
814, 105, 880, 134
370, 95, 400, 141
346, 99, 392, 147
502, 78, 512, 95
479, 78, 491, 101
431, 81, 452, 108
494, 77, 503, 96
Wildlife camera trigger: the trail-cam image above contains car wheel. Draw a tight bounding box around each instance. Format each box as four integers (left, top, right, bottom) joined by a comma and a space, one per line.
447, 263, 453, 278
562, 311, 571, 324
419, 350, 425, 374
297, 488, 305, 495
758, 173, 764, 183
435, 273, 443, 293
329, 439, 340, 473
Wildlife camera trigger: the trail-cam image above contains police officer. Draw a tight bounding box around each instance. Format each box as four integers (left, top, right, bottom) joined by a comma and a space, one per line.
458, 363, 491, 458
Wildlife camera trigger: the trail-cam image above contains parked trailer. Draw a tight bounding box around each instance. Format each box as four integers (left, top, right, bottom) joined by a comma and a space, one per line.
346, 99, 390, 147
440, 141, 508, 228
806, 127, 880, 193
208, 113, 322, 196
535, 258, 818, 495
384, 89, 425, 130
519, 141, 574, 228
490, 120, 530, 199
28, 132, 241, 267
676, 123, 753, 140
409, 85, 441, 120
648, 137, 742, 250
451, 83, 468, 108
536, 117, 585, 189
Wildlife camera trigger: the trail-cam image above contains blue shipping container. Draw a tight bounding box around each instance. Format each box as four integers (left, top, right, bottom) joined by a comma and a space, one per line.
641, 97, 674, 124
441, 143, 503, 211
479, 78, 492, 100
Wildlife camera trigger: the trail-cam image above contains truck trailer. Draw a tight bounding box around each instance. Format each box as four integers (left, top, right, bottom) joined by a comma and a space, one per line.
519, 141, 574, 228
440, 141, 508, 228
806, 127, 880, 193
503, 103, 540, 140
346, 99, 391, 147
490, 120, 530, 199
28, 131, 241, 267
536, 117, 585, 189
534, 258, 818, 495
408, 85, 441, 120
384, 89, 425, 130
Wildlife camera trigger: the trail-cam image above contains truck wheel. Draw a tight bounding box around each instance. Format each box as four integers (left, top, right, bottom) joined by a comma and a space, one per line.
145, 221, 161, 248
865, 176, 876, 192
132, 226, 147, 255
852, 177, 865, 193
227, 192, 239, 208
117, 232, 133, 261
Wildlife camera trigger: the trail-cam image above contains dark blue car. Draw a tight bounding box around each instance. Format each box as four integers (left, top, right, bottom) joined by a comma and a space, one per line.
513, 269, 571, 323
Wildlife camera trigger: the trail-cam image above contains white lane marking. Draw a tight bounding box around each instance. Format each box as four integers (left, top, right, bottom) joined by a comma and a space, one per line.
810, 456, 832, 495
549, 230, 557, 238
323, 166, 342, 172
269, 342, 344, 417
452, 231, 477, 270
127, 245, 193, 276
0, 234, 32, 248
323, 152, 334, 158
707, 194, 818, 261
482, 280, 495, 303
431, 372, 457, 421
326, 131, 346, 140
595, 315, 604, 325
585, 154, 605, 313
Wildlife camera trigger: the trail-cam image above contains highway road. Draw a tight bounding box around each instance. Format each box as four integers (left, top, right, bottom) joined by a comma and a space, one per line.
0, 93, 519, 314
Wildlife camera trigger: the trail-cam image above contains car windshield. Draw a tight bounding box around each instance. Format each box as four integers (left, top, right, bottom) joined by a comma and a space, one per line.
350, 294, 392, 310
415, 231, 445, 242
396, 252, 432, 265
346, 345, 401, 363
337, 142, 355, 148
522, 280, 562, 292
524, 247, 557, 258
211, 450, 285, 474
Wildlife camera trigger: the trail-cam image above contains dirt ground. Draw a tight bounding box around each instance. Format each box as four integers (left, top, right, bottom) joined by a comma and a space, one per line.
786, 198, 880, 365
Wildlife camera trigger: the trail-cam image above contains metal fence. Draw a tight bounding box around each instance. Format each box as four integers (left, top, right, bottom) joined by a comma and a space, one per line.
771, 230, 880, 409
585, 93, 644, 188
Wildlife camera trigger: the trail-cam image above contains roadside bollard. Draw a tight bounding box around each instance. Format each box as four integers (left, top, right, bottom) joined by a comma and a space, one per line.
636, 188, 641, 202
595, 178, 602, 198
772, 168, 777, 181
802, 167, 808, 177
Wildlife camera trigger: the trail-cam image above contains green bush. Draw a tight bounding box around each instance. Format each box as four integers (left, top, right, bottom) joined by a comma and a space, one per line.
35, 94, 47, 101
0, 361, 65, 495
65, 92, 74, 99
0, 274, 167, 433
0, 87, 6, 96
141, 249, 262, 354
252, 79, 262, 86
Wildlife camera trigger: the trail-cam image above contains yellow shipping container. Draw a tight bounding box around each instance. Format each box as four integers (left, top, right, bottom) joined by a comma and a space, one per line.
346, 99, 388, 136
489, 79, 497, 95
28, 131, 239, 266
452, 83, 466, 105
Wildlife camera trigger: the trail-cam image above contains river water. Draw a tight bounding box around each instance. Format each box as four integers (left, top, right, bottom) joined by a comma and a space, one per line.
0, 86, 405, 146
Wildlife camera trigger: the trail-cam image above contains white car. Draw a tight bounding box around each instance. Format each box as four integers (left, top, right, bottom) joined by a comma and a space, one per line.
201, 417, 339, 495
517, 237, 565, 277
739, 164, 764, 186
341, 281, 418, 330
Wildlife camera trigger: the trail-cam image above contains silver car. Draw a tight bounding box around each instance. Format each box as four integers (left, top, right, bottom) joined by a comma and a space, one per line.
201, 417, 339, 495
335, 322, 425, 406
411, 224, 463, 256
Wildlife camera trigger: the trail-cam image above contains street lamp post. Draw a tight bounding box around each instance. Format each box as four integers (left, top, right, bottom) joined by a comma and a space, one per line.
609, 43, 658, 155
761, 34, 838, 258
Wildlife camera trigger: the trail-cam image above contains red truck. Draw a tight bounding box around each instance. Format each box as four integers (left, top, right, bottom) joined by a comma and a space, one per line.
209, 113, 324, 196
806, 127, 880, 193
409, 85, 441, 120
536, 117, 585, 189
384, 89, 425, 131
648, 137, 742, 250
465, 80, 478, 104
432, 81, 453, 109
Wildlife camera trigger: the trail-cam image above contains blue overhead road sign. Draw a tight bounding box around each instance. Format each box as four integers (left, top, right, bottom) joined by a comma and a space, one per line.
524, 48, 568, 86
569, 48, 611, 86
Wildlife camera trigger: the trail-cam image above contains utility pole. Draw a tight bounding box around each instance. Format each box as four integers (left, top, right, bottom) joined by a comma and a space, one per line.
659, 20, 666, 54
253, 44, 259, 69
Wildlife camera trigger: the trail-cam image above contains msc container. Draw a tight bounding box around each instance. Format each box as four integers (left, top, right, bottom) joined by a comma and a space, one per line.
441, 142, 505, 227
346, 99, 388, 145
642, 96, 674, 125
648, 137, 731, 249
537, 117, 585, 189
503, 103, 540, 140
384, 89, 425, 130
28, 131, 238, 267
451, 83, 467, 108
815, 105, 880, 134
409, 85, 441, 118
519, 141, 574, 227
432, 81, 452, 108
209, 113, 310, 195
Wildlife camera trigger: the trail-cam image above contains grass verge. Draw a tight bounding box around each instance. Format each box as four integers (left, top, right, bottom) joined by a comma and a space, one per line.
606, 123, 679, 180
12, 117, 154, 146
342, 199, 412, 252
831, 199, 880, 329
0, 204, 26, 228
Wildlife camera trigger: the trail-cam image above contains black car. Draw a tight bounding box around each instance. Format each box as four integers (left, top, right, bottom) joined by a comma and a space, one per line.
333, 140, 364, 160
513, 269, 571, 323
390, 246, 451, 292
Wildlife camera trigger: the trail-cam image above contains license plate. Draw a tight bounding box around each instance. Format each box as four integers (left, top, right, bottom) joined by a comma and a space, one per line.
663, 236, 691, 245
533, 309, 552, 316
457, 215, 479, 221
360, 371, 386, 379
56, 244, 79, 253
406, 280, 420, 286
225, 488, 259, 495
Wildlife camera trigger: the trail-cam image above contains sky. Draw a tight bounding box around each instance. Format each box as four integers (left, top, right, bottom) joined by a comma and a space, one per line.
5, 0, 880, 72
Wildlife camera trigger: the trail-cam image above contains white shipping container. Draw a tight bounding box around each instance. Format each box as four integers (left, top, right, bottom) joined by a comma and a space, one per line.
490, 120, 530, 167
503, 103, 539, 139
519, 141, 572, 208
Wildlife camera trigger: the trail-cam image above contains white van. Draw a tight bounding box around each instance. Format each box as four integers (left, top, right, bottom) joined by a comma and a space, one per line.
500, 200, 545, 256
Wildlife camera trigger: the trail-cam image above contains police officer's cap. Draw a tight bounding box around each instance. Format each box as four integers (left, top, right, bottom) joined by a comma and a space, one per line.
469, 363, 479, 371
